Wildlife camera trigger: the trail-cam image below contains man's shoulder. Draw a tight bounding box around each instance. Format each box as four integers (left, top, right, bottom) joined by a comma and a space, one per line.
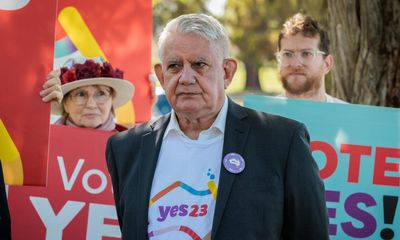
248, 106, 302, 129
229, 100, 304, 130
109, 115, 170, 143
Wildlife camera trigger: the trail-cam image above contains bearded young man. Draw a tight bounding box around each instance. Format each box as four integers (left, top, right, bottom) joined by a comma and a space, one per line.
276, 13, 346, 103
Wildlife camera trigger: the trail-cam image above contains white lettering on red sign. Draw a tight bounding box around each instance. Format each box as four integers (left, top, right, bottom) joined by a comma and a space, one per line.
30, 196, 85, 240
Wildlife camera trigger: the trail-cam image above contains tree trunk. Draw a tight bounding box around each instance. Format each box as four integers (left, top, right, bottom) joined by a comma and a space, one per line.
327, 0, 400, 107
244, 61, 261, 91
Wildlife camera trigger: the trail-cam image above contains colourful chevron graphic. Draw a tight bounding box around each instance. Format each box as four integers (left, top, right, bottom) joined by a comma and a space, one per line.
54, 36, 77, 58
55, 6, 135, 124
149, 180, 217, 207
149, 170, 217, 239
0, 119, 23, 185
57, 7, 106, 59
148, 225, 202, 240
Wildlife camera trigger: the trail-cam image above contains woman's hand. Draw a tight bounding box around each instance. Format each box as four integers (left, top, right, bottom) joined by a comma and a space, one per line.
40, 69, 63, 103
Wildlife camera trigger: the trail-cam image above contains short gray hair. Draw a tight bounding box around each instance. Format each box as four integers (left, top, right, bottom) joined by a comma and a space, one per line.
158, 13, 230, 60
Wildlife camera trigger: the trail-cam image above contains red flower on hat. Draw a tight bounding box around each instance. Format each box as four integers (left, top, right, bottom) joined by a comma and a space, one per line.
60, 60, 124, 85
101, 62, 124, 79
75, 60, 102, 80
60, 69, 76, 84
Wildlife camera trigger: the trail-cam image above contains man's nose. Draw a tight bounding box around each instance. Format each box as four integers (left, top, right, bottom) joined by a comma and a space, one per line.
291, 53, 304, 66
179, 65, 196, 85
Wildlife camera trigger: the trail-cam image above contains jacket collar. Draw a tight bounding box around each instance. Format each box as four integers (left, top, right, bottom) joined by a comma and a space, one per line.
211, 98, 249, 239
134, 114, 170, 239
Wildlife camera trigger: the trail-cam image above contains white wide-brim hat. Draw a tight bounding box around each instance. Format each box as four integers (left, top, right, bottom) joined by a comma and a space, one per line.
52, 77, 135, 115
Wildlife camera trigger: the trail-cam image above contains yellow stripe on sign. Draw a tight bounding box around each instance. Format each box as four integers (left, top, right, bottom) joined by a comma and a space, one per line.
58, 6, 107, 60
115, 101, 135, 126
0, 119, 23, 185
58, 7, 135, 125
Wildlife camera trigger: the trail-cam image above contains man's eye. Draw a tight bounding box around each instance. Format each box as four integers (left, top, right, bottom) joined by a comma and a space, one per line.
192, 62, 207, 68
167, 64, 180, 70
301, 51, 314, 57
282, 51, 293, 58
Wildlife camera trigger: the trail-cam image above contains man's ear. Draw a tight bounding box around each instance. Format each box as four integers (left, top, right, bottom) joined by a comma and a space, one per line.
223, 58, 237, 89
323, 54, 334, 74
154, 63, 164, 86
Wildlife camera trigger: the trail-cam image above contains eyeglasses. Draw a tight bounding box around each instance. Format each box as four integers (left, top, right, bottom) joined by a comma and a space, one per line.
68, 89, 112, 105
275, 49, 326, 66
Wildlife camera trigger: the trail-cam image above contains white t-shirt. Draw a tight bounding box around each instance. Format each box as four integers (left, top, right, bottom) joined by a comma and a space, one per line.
148, 97, 228, 239
277, 93, 347, 103
326, 94, 347, 103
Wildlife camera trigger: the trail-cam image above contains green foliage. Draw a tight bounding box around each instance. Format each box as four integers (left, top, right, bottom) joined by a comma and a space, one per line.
259, 65, 282, 94
152, 0, 210, 38
224, 0, 298, 64
152, 0, 327, 92
226, 62, 282, 94
222, 0, 301, 90
226, 63, 282, 94
226, 61, 246, 93
296, 0, 327, 24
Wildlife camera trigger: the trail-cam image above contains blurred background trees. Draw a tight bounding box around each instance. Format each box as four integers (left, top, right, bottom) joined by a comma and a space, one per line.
152, 0, 210, 37
152, 0, 399, 107
223, 0, 297, 91
326, 0, 400, 107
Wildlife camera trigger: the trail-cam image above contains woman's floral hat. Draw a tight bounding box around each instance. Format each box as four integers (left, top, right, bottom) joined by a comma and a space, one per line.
52, 59, 134, 114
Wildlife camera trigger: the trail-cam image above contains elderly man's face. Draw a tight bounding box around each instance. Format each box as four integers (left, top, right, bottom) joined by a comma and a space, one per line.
155, 33, 236, 119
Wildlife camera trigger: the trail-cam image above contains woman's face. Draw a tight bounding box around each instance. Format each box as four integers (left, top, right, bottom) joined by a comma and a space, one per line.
63, 85, 113, 128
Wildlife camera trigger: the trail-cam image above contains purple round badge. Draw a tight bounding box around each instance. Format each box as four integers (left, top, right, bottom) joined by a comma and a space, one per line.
223, 153, 245, 174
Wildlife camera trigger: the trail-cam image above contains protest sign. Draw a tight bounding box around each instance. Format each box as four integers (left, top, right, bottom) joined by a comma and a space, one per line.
54, 0, 152, 124
8, 125, 119, 239
245, 95, 399, 240
0, 1, 56, 185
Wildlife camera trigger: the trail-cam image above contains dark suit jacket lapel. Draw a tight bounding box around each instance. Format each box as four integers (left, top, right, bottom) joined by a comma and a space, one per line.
135, 115, 170, 239
212, 99, 249, 239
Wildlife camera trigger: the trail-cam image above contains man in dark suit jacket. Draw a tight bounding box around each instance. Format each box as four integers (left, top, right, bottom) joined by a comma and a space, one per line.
106, 13, 329, 240
0, 161, 11, 240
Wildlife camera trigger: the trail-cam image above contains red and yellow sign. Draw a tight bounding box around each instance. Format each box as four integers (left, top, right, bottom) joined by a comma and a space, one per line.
8, 125, 119, 239
0, 0, 152, 185
0, 1, 56, 186
54, 0, 153, 125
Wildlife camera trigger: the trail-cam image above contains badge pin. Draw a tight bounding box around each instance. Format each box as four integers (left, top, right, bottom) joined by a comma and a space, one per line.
223, 153, 245, 174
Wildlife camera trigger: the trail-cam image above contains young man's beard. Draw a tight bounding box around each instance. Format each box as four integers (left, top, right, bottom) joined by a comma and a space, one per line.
280, 73, 322, 95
